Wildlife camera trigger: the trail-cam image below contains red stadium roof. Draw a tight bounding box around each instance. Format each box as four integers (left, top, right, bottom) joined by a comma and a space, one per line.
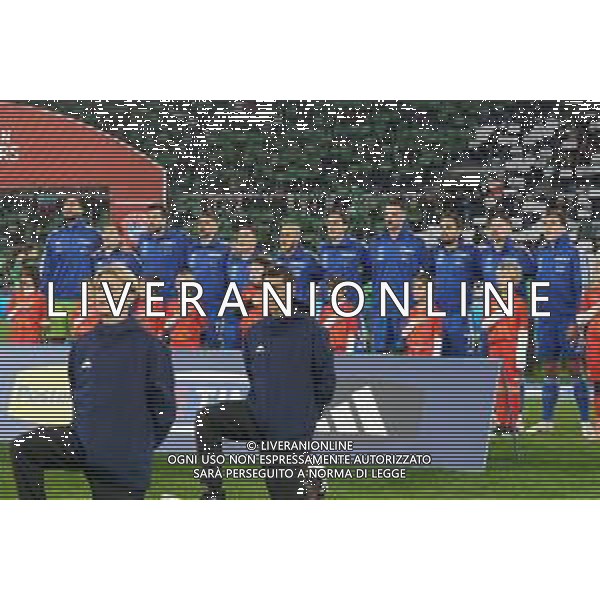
0, 102, 166, 216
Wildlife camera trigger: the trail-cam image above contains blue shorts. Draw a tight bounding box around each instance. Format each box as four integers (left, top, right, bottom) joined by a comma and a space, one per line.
534, 316, 577, 361
441, 315, 470, 357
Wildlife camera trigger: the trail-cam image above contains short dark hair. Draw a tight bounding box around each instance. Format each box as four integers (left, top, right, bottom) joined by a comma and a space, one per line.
326, 209, 349, 225
236, 223, 257, 235
544, 207, 567, 227
487, 210, 512, 227
280, 219, 302, 231
264, 265, 293, 283
440, 211, 463, 228
252, 256, 272, 269
60, 196, 85, 210
198, 209, 218, 221
385, 197, 408, 211
414, 271, 432, 284
20, 267, 39, 288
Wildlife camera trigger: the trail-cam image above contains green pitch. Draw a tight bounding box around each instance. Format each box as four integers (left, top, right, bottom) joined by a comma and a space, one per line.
1, 399, 599, 499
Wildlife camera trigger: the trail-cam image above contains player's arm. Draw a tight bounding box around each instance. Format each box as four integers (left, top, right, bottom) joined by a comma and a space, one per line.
481, 311, 505, 330
344, 317, 359, 353
572, 249, 583, 308
147, 338, 176, 448
514, 304, 529, 370
92, 229, 102, 253
471, 245, 483, 283
179, 232, 192, 271
516, 328, 529, 371
520, 247, 536, 279
422, 243, 436, 276
416, 237, 429, 273
39, 237, 56, 293
310, 250, 324, 284
129, 252, 143, 277
358, 240, 372, 282
575, 293, 600, 325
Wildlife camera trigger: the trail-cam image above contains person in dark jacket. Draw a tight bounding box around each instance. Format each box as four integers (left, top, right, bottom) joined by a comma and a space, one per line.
11, 265, 176, 499
195, 268, 336, 500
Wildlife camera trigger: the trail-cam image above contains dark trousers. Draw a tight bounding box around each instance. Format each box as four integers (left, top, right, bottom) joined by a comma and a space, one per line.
11, 426, 146, 500
195, 401, 306, 500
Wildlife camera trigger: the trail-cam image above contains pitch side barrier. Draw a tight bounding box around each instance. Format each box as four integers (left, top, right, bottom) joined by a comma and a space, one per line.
0, 347, 501, 471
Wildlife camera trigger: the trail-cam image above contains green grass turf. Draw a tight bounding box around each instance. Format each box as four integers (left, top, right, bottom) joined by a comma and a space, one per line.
1, 398, 599, 499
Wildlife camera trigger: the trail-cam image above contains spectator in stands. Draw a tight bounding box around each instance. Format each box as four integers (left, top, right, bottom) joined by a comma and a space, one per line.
186, 210, 230, 348
481, 261, 529, 435
40, 197, 101, 343
11, 265, 176, 499
368, 198, 428, 353
222, 224, 262, 349
272, 219, 322, 307
528, 208, 592, 436
93, 224, 141, 276
6, 268, 47, 344
137, 204, 190, 301
319, 278, 361, 353
195, 267, 335, 499
429, 212, 481, 357
401, 272, 443, 357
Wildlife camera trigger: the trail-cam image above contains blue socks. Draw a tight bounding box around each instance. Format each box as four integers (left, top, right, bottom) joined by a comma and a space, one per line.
542, 379, 559, 422
541, 379, 590, 422
573, 380, 590, 422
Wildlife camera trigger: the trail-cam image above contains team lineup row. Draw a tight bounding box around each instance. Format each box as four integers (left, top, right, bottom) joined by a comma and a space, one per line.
12, 196, 582, 350
7, 195, 600, 441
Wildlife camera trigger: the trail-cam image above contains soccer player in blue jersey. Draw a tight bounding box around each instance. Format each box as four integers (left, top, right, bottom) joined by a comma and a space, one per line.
186, 210, 230, 348
273, 220, 321, 308
527, 208, 592, 436
222, 224, 262, 349
367, 198, 428, 353
93, 224, 142, 276
137, 205, 190, 300
40, 197, 101, 342
319, 209, 369, 304
479, 211, 535, 289
429, 212, 481, 357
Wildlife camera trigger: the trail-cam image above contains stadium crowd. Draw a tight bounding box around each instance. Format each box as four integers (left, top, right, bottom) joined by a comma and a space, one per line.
2, 194, 600, 438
